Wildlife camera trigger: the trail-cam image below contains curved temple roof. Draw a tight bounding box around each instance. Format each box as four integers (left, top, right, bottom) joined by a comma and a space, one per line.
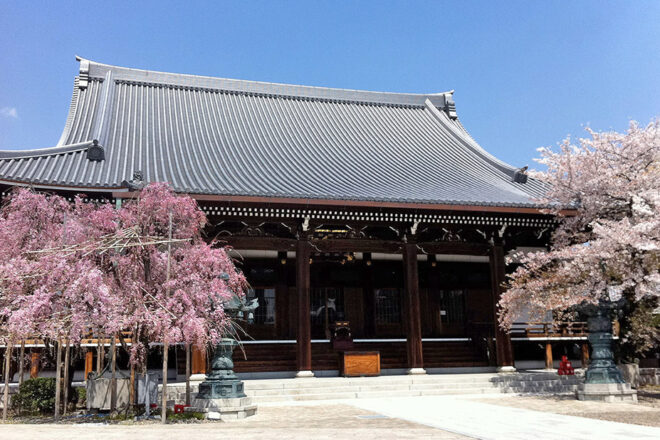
0, 57, 544, 207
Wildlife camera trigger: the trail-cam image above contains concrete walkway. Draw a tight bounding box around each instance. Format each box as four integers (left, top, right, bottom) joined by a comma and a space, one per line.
348, 395, 660, 440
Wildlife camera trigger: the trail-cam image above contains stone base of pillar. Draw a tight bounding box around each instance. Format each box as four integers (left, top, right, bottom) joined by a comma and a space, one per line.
576, 383, 637, 403
187, 396, 257, 420
295, 370, 315, 378
189, 373, 207, 382
407, 368, 427, 375
496, 366, 517, 373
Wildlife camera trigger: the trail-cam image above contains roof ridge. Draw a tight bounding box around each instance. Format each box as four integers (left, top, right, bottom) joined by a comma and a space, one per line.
75, 56, 455, 108
0, 141, 94, 160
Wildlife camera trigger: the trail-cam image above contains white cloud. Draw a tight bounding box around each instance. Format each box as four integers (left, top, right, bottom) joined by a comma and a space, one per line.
0, 107, 18, 119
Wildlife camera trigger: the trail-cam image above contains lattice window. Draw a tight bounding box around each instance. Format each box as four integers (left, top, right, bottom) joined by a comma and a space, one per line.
375, 288, 402, 325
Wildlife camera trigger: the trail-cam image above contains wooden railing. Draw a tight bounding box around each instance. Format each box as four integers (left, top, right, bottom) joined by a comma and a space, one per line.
511, 321, 620, 338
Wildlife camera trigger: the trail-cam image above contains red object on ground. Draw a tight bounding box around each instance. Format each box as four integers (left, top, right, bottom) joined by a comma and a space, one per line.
150, 403, 158, 409
558, 355, 575, 375
174, 404, 190, 414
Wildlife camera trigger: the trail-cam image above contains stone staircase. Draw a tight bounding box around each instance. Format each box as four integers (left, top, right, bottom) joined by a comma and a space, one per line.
166, 372, 582, 404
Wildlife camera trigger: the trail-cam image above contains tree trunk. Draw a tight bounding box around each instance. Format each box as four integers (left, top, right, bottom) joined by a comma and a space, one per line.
161, 342, 168, 424
2, 341, 12, 422
54, 339, 62, 420
110, 334, 117, 412
185, 344, 191, 406
18, 341, 25, 387
63, 340, 70, 415
129, 363, 135, 410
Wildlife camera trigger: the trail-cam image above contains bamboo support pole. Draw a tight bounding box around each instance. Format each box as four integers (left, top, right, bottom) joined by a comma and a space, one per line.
63, 340, 70, 415
96, 336, 104, 375
54, 339, 62, 420
2, 341, 12, 422
110, 333, 117, 412
129, 356, 136, 409
185, 344, 191, 406
161, 211, 173, 424
161, 342, 168, 424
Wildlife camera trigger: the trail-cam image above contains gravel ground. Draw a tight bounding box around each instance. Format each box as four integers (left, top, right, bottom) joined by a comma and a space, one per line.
471, 388, 660, 428
0, 404, 468, 440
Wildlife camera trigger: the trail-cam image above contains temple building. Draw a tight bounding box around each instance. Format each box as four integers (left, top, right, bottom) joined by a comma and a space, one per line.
0, 57, 586, 379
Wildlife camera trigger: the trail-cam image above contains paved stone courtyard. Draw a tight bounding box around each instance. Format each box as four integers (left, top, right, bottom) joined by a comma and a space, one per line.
2, 393, 660, 439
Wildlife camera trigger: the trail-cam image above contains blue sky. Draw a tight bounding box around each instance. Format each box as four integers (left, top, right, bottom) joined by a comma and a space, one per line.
1, 1, 658, 169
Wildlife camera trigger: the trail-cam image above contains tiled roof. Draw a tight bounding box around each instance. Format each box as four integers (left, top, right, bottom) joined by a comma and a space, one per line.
0, 57, 544, 207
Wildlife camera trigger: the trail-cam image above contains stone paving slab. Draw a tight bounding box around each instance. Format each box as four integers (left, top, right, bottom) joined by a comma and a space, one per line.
0, 404, 465, 440
348, 395, 660, 440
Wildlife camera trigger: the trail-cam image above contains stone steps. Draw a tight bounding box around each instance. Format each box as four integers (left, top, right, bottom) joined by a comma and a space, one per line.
164, 372, 582, 404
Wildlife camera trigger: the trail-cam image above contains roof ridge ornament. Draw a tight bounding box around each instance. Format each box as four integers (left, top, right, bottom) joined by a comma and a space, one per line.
513, 166, 529, 184
444, 94, 457, 119
121, 170, 145, 191
86, 139, 105, 162
77, 57, 90, 90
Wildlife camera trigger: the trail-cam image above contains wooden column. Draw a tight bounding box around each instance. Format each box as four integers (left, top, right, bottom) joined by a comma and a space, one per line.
545, 342, 553, 370
30, 351, 40, 378
362, 252, 376, 338
84, 350, 94, 380
581, 342, 590, 368
489, 244, 515, 370
295, 239, 313, 377
403, 242, 424, 373
191, 346, 207, 374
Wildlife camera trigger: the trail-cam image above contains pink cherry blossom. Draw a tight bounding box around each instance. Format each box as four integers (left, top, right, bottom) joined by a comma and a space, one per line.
500, 120, 660, 329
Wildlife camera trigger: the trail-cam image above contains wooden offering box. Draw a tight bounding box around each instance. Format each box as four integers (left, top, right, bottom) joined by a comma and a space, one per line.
341, 351, 380, 377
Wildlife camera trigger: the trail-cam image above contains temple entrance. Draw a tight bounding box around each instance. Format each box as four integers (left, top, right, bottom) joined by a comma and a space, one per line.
310, 286, 344, 338
428, 289, 467, 336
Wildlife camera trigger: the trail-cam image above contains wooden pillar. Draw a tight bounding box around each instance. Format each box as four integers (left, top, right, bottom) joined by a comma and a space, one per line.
295, 239, 313, 377
545, 342, 553, 370
191, 346, 207, 374
362, 252, 376, 338
489, 244, 515, 371
581, 342, 590, 368
30, 351, 40, 378
403, 242, 424, 373
84, 350, 94, 380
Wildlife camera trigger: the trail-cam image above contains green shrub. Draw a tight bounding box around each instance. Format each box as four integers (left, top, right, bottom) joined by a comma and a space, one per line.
11, 378, 56, 415
76, 387, 86, 408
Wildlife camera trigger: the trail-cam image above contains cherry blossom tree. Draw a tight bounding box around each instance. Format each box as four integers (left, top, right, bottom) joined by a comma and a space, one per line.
500, 120, 660, 345
0, 183, 247, 419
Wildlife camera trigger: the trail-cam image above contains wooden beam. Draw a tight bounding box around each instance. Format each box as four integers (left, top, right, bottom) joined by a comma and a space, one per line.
296, 239, 312, 375
489, 245, 515, 369
219, 236, 297, 251
403, 243, 424, 371
417, 241, 490, 256
114, 191, 563, 216
311, 238, 402, 254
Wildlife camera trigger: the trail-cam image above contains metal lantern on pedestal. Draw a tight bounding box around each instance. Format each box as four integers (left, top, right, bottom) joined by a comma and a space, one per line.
196, 274, 259, 400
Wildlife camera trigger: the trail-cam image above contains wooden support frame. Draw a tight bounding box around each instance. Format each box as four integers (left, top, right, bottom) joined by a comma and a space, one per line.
295, 239, 312, 375
489, 245, 515, 370
403, 242, 424, 372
